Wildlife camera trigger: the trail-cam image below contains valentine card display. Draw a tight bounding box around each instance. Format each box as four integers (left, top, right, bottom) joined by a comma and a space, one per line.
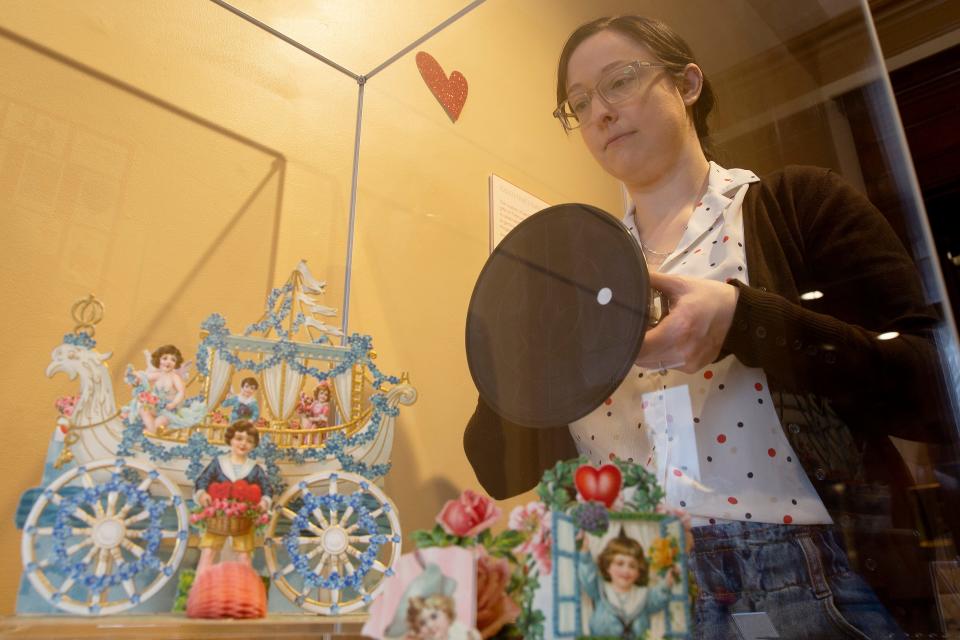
539, 458, 691, 639
15, 262, 417, 616
397, 457, 689, 639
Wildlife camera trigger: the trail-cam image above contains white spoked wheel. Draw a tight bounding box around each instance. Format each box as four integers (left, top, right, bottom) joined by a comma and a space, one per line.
20, 457, 189, 615
264, 470, 402, 614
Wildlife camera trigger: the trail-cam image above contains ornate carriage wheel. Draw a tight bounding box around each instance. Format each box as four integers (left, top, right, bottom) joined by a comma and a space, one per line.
20, 458, 189, 615
264, 470, 402, 614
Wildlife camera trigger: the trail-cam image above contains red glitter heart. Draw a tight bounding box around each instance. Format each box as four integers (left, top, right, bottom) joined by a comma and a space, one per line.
574, 464, 622, 507
416, 51, 468, 122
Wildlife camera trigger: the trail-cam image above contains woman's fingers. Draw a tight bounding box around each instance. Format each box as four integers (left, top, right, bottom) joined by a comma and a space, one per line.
635, 318, 685, 370
647, 270, 686, 295
636, 274, 739, 373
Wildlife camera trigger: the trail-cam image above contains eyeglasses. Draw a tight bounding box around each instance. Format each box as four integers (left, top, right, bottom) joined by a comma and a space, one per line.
553, 60, 670, 131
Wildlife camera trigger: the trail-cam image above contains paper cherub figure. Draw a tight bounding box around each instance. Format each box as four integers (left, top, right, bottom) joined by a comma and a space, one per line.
125, 344, 206, 433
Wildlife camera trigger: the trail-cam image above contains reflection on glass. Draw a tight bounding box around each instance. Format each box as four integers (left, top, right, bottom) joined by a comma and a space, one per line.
464, 5, 959, 638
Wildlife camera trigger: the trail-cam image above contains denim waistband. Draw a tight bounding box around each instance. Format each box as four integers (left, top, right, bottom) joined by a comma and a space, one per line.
693, 520, 840, 546
690, 521, 852, 592
688, 523, 902, 637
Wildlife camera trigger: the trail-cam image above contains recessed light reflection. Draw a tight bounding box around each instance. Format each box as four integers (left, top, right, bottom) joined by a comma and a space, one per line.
800, 290, 824, 301
877, 331, 900, 341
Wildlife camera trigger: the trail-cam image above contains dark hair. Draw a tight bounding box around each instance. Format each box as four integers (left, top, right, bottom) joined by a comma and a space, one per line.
151, 344, 184, 368
598, 535, 649, 586
241, 376, 259, 390
225, 419, 260, 447
556, 15, 717, 160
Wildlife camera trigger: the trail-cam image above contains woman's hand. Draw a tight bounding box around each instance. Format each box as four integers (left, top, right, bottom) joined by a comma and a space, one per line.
636, 272, 739, 374
198, 493, 211, 507
259, 497, 270, 513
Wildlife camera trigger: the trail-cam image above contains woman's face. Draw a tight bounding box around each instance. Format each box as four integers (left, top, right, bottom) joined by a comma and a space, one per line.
608, 553, 641, 591
416, 606, 451, 638
565, 30, 695, 186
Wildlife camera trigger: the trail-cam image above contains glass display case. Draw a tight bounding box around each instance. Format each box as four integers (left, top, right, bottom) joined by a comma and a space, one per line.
1, 0, 957, 637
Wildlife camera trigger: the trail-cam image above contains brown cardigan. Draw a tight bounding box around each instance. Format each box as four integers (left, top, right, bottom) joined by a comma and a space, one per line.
464, 166, 944, 500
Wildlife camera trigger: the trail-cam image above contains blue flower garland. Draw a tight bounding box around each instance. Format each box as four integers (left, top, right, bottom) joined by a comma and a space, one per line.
196, 323, 390, 387
47, 469, 181, 603
63, 332, 97, 349
119, 286, 403, 489
118, 399, 393, 487
117, 416, 220, 483
280, 487, 394, 592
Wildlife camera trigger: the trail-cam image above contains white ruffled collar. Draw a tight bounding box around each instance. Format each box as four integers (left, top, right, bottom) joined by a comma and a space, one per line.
218, 454, 255, 481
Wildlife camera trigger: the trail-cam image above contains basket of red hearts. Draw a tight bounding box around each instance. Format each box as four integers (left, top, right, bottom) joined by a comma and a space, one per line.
190, 480, 267, 537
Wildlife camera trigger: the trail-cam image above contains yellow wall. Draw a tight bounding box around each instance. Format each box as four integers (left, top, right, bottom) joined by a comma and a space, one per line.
0, 0, 633, 613
0, 0, 909, 616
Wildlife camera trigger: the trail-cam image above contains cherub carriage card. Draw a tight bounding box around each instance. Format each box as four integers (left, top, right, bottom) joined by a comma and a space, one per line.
16, 262, 417, 617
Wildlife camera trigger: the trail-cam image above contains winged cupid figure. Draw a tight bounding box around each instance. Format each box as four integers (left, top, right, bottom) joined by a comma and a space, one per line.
124, 344, 207, 433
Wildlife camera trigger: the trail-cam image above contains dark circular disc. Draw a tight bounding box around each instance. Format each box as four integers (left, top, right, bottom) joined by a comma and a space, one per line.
465, 203, 650, 429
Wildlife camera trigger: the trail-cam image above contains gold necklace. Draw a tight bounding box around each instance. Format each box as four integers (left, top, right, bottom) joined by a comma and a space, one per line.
637, 171, 710, 262
639, 239, 672, 258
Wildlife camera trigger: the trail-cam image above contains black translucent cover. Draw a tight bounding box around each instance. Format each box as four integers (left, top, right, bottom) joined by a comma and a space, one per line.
466, 203, 650, 429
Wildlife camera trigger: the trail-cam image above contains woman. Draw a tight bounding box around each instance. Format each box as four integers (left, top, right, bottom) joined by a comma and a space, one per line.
464, 15, 943, 639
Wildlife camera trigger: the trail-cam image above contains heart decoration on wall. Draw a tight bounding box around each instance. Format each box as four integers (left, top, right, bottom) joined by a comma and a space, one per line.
416, 51, 468, 123
574, 464, 623, 508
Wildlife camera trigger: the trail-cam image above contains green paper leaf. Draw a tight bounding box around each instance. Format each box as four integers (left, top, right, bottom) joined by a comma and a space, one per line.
411, 529, 435, 548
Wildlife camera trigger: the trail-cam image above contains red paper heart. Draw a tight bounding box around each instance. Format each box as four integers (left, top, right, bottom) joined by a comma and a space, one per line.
416, 51, 468, 122
574, 464, 622, 507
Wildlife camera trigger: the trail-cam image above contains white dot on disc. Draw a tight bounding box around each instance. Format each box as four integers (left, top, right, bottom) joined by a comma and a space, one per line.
597, 287, 612, 305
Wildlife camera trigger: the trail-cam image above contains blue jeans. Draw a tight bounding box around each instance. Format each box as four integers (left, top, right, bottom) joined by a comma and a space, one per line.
690, 522, 904, 639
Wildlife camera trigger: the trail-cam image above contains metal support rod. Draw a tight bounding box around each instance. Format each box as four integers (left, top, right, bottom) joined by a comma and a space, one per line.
858, 0, 960, 435
208, 0, 359, 80
340, 79, 365, 339
210, 0, 488, 338
365, 0, 487, 80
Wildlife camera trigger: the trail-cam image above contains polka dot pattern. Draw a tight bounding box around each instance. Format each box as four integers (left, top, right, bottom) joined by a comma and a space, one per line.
568, 162, 831, 527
